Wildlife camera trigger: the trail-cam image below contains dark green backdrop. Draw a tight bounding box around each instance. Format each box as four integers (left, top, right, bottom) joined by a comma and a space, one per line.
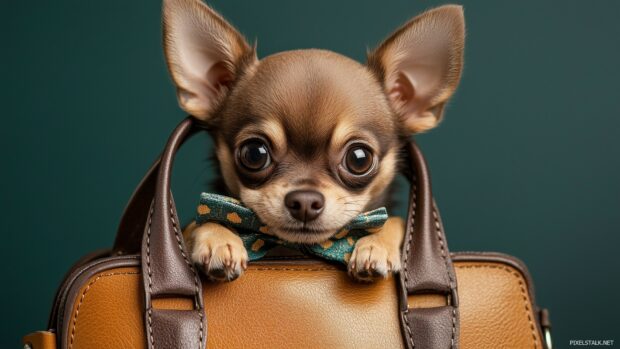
3, 0, 619, 347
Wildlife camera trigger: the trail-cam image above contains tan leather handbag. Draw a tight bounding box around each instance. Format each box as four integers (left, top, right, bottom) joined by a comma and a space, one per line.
23, 117, 552, 349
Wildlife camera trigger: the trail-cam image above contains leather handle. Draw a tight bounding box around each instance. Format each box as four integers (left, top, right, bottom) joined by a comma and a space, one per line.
114, 126, 195, 255
139, 117, 206, 349
398, 142, 459, 349
112, 118, 459, 349
114, 158, 160, 255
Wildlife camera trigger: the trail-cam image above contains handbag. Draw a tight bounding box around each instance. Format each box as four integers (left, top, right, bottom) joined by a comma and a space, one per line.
23, 117, 552, 349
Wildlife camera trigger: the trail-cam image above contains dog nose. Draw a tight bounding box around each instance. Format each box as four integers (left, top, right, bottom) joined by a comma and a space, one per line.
284, 190, 325, 222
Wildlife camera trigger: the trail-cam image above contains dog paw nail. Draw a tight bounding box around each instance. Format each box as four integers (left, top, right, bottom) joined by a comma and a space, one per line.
208, 268, 227, 280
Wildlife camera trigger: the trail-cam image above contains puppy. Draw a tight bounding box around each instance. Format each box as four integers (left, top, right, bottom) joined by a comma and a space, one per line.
162, 0, 465, 281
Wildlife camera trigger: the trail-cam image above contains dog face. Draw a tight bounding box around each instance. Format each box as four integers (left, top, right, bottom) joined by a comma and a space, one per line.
213, 50, 400, 243
163, 0, 464, 243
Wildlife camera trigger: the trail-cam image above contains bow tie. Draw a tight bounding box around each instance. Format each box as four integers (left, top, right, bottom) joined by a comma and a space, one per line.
195, 193, 388, 264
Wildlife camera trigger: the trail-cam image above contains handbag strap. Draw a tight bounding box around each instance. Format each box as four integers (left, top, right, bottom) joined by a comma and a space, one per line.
139, 118, 206, 349
399, 142, 460, 349
112, 117, 459, 349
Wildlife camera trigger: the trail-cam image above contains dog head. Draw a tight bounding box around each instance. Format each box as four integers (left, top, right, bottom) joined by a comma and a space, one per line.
163, 0, 465, 243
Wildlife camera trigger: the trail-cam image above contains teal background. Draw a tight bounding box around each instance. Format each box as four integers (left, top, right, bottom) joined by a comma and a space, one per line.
2, 0, 619, 346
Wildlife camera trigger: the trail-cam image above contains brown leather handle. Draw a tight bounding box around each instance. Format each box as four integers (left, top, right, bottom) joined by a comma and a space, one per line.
114, 126, 196, 255
113, 158, 160, 255
139, 117, 206, 349
399, 142, 459, 349
113, 117, 459, 349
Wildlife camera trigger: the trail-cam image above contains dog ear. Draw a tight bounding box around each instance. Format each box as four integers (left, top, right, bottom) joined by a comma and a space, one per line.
368, 5, 465, 133
163, 0, 256, 120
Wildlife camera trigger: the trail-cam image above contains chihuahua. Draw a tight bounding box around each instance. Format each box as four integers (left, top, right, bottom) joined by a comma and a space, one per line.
165, 0, 465, 281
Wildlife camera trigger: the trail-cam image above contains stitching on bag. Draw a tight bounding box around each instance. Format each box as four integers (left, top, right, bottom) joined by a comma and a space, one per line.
69, 271, 139, 348
146, 206, 155, 348
147, 308, 153, 348
432, 207, 453, 287
68, 265, 537, 348
455, 264, 538, 348
169, 202, 204, 348
402, 175, 417, 348
451, 307, 457, 347
432, 205, 456, 348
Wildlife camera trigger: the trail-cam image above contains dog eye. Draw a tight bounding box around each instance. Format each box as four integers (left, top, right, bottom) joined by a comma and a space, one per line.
344, 146, 374, 175
239, 140, 271, 171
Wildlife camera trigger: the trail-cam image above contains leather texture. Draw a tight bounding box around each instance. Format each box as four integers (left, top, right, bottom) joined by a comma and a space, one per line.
23, 331, 57, 349
60, 258, 542, 349
113, 127, 197, 255
114, 159, 160, 256
406, 307, 456, 348
109, 117, 461, 348
139, 119, 205, 349
24, 117, 549, 349
399, 143, 459, 349
454, 261, 542, 349
150, 309, 205, 349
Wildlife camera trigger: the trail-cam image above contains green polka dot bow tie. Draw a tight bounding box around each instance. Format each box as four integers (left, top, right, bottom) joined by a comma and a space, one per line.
195, 193, 388, 265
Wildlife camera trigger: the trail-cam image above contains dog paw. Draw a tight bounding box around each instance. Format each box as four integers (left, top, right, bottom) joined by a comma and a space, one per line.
190, 223, 249, 282
347, 235, 401, 282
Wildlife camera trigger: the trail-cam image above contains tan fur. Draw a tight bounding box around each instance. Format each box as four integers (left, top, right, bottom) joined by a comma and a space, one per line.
348, 217, 405, 281
162, 0, 257, 119
164, 0, 465, 281
368, 5, 465, 133
239, 169, 375, 244
235, 119, 287, 155
183, 222, 248, 281
215, 138, 241, 195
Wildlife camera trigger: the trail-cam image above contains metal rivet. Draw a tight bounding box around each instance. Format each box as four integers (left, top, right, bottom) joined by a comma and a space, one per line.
24, 344, 33, 349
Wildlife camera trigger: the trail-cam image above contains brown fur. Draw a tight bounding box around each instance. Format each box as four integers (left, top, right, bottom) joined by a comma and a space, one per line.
162, 0, 465, 281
